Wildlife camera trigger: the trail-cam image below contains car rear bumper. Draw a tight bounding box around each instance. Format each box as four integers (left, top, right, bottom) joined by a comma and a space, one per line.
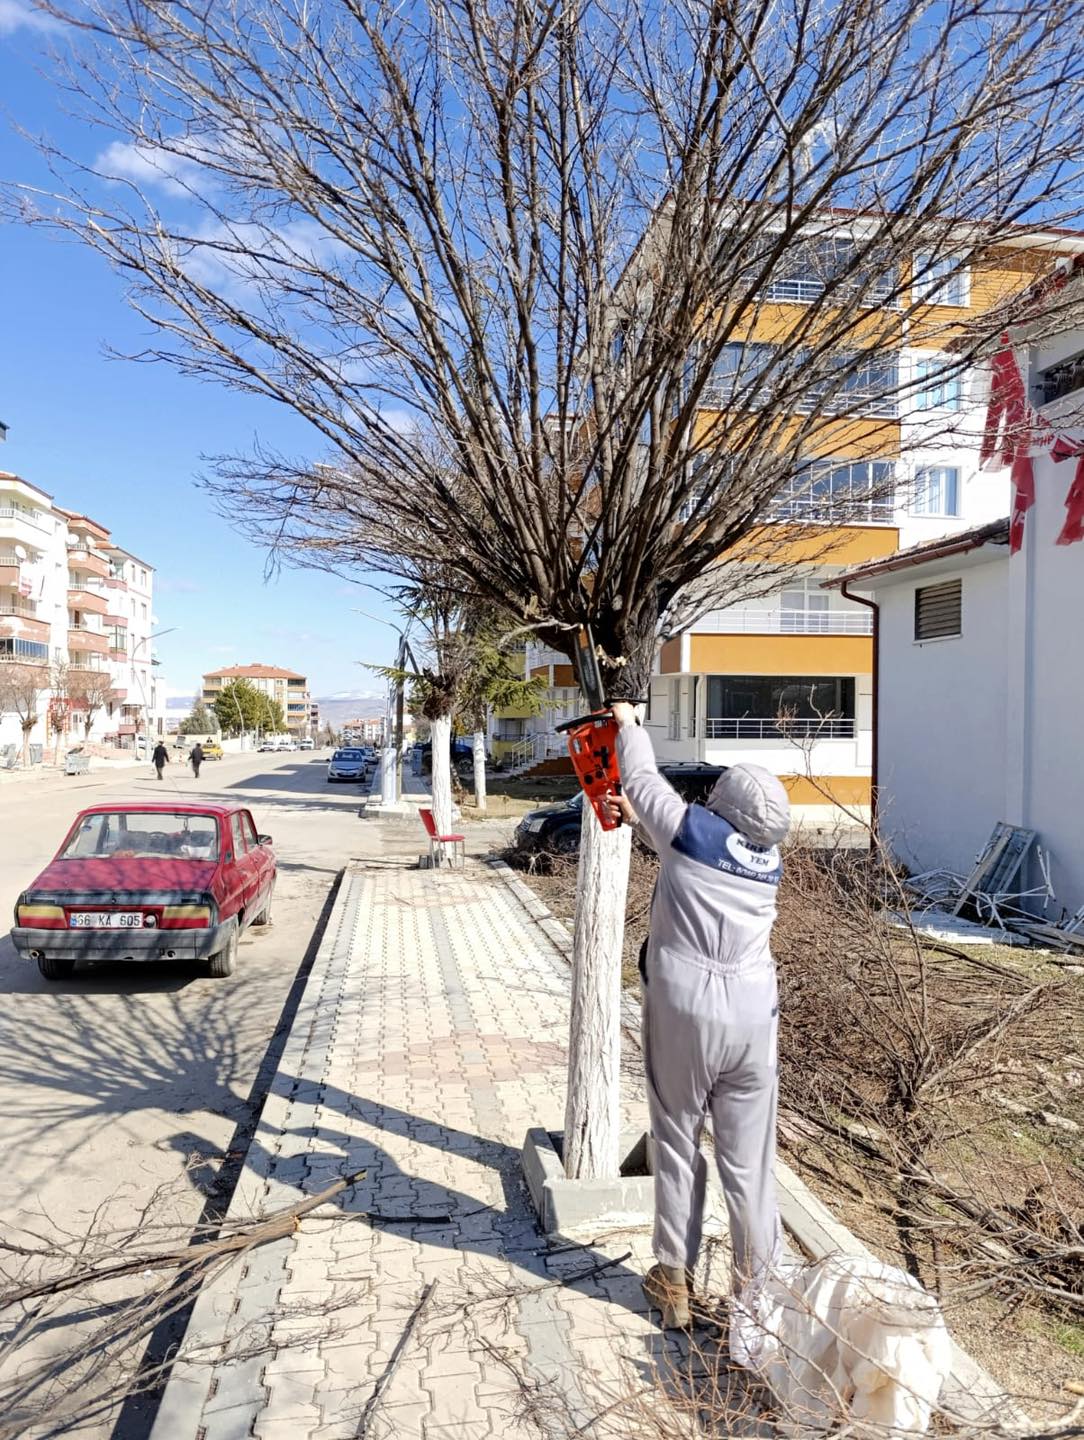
11, 920, 232, 963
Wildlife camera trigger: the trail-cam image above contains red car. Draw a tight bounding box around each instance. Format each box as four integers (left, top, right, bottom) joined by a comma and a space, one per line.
11, 803, 276, 981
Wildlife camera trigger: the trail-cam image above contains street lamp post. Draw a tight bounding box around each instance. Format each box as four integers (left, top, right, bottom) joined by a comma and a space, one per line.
131, 627, 178, 762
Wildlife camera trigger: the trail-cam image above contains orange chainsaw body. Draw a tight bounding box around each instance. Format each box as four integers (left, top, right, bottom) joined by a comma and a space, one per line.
562, 711, 622, 831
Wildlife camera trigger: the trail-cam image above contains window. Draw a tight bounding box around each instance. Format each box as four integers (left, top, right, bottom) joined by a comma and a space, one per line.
780, 578, 831, 633
141, 604, 148, 620
61, 811, 219, 860
140, 568, 148, 587
911, 467, 960, 517
242, 813, 259, 848
914, 579, 961, 640
709, 343, 897, 417
689, 676, 700, 738
230, 813, 247, 856
914, 358, 962, 411
667, 678, 681, 740
706, 342, 776, 406
0, 638, 49, 661
774, 459, 895, 523
913, 253, 969, 307
1035, 349, 1084, 407
763, 238, 898, 306
705, 675, 855, 738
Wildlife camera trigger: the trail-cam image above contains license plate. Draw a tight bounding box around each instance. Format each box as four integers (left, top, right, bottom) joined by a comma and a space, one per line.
69, 912, 146, 929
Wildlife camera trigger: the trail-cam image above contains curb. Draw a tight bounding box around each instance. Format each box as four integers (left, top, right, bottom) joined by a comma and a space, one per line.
148, 864, 366, 1440
486, 859, 1021, 1428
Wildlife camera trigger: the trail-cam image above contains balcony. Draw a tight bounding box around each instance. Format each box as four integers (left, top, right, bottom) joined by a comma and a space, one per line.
705, 716, 855, 740
68, 627, 110, 656
0, 503, 53, 538
695, 608, 873, 636
68, 549, 111, 581
0, 608, 49, 642
68, 587, 110, 616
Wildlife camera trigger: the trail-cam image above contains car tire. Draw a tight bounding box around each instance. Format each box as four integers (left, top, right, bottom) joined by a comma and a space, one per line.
207, 924, 238, 979
37, 954, 76, 981
551, 827, 580, 855
252, 883, 274, 928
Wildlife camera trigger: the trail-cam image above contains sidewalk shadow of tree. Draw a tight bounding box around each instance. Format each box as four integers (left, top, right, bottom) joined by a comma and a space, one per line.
229, 1079, 747, 1431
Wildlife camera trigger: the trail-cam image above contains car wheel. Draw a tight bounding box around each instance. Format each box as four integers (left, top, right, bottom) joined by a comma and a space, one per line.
37, 954, 76, 981
551, 826, 580, 854
253, 883, 274, 927
207, 924, 238, 979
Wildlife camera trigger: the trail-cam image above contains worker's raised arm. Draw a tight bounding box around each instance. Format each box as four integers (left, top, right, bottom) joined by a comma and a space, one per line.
612, 705, 685, 851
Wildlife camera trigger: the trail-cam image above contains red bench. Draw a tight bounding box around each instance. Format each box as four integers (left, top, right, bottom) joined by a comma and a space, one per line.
419, 807, 465, 868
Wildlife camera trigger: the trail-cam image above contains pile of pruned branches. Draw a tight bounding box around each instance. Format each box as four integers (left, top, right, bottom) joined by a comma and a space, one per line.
771, 844, 1083, 1317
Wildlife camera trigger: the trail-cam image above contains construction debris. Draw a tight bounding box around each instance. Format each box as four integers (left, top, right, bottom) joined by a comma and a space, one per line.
901, 821, 1084, 950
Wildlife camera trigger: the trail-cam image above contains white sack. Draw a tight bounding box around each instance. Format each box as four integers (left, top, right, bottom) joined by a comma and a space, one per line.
732, 1254, 953, 1436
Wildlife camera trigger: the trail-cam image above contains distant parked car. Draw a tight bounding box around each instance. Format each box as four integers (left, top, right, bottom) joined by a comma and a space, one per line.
202, 740, 224, 761
327, 748, 370, 783
298, 738, 314, 751
258, 740, 278, 753
513, 763, 727, 856
11, 802, 276, 981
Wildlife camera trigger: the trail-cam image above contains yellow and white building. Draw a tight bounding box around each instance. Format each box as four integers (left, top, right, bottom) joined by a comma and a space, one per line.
515, 229, 1084, 816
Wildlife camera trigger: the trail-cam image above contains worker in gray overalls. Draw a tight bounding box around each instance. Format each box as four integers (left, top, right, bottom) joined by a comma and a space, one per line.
608, 702, 789, 1362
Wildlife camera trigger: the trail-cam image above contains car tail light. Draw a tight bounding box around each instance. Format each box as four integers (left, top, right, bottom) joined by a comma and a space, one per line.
16, 903, 66, 929
160, 905, 213, 929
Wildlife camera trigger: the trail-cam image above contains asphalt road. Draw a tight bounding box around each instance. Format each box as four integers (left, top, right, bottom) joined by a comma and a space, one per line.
0, 750, 375, 1436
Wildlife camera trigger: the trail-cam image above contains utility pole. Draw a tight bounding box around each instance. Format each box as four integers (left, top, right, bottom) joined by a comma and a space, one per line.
395, 629, 406, 795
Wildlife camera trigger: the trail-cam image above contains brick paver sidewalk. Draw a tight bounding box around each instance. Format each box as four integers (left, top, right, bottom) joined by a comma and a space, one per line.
151, 851, 745, 1440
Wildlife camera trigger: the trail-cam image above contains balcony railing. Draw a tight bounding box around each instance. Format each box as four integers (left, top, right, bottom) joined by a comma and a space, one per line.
696, 608, 873, 635
0, 504, 53, 534
0, 599, 39, 618
705, 716, 856, 740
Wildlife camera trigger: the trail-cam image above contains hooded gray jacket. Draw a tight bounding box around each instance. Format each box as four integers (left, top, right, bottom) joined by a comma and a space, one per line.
616, 724, 781, 977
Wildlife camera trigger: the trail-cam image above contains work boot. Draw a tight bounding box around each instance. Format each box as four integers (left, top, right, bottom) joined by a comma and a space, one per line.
643, 1263, 691, 1330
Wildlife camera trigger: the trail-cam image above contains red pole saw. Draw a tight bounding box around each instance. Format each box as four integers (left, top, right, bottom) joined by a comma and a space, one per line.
555, 627, 642, 832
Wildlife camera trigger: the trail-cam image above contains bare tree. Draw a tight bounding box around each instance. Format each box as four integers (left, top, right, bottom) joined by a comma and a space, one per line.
69, 665, 117, 740
0, 662, 47, 768
13, 0, 1084, 1177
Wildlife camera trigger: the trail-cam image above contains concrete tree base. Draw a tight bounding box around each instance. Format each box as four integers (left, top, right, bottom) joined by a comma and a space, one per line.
522, 1127, 657, 1235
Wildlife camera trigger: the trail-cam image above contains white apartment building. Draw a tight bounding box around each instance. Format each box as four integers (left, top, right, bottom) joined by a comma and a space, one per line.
0, 475, 165, 760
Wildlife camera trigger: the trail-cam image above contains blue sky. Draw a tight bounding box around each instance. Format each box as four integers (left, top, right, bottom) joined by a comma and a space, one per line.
0, 2, 394, 706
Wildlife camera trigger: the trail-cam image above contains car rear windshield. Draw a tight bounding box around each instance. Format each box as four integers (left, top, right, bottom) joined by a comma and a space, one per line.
333, 750, 363, 760
61, 812, 220, 861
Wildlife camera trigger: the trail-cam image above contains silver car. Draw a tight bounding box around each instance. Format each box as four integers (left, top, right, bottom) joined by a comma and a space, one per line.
327, 747, 369, 783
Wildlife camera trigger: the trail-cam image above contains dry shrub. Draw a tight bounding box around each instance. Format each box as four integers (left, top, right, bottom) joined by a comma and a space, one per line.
773, 845, 1083, 1316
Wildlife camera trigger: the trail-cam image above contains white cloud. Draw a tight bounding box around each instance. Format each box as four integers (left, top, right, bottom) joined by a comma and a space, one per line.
0, 1, 59, 35
94, 140, 208, 198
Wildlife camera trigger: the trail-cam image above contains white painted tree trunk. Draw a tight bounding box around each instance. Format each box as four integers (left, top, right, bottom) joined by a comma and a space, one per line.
429, 713, 454, 852
472, 729, 487, 811
563, 798, 633, 1180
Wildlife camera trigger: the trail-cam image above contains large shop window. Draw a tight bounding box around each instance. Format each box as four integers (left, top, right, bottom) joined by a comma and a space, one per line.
705, 675, 856, 740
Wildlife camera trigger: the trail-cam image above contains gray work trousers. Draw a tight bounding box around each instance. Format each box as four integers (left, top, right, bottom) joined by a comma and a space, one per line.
642, 945, 781, 1290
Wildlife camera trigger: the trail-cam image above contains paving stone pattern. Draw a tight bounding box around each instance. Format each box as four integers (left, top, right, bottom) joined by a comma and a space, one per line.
152, 853, 748, 1440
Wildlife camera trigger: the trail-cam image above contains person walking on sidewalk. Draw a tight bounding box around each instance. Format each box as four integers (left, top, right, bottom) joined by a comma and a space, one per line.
152, 740, 170, 782
189, 741, 204, 780
606, 701, 789, 1366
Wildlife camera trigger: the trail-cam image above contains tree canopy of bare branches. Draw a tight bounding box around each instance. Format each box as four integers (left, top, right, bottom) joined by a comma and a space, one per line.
14, 0, 1084, 691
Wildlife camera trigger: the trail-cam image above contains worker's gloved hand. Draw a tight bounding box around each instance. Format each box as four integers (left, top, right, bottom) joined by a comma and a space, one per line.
610, 701, 638, 728
601, 790, 637, 827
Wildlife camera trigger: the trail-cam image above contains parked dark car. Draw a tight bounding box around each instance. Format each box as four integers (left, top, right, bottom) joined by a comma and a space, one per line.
418, 737, 484, 778
514, 762, 726, 856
